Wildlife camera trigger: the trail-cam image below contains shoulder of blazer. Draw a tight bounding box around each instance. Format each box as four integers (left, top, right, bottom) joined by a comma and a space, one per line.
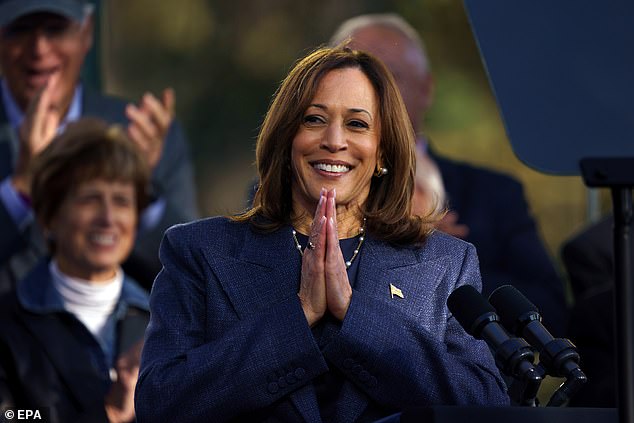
421, 230, 473, 258
165, 216, 249, 252
163, 216, 299, 273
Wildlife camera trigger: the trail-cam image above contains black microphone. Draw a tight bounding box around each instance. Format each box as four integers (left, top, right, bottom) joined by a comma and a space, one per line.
488, 285, 584, 380
447, 285, 541, 384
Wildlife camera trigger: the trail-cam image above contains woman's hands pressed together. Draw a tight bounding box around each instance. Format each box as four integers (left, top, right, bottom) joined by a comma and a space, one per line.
298, 188, 353, 326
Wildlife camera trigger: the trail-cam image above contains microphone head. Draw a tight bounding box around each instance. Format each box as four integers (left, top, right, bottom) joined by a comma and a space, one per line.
488, 285, 540, 334
447, 285, 498, 338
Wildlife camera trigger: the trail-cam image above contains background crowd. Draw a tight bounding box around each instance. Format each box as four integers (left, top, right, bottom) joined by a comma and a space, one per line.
101, 0, 597, 246
0, 0, 621, 421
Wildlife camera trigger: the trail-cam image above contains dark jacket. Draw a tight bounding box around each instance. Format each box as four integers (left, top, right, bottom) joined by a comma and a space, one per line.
561, 215, 615, 300
0, 260, 149, 423
562, 216, 622, 407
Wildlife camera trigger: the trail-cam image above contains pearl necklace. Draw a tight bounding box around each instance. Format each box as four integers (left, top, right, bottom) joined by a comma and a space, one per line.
291, 218, 366, 269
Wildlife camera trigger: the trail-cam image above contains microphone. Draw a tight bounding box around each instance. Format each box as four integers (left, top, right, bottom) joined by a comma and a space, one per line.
447, 285, 541, 384
488, 285, 583, 379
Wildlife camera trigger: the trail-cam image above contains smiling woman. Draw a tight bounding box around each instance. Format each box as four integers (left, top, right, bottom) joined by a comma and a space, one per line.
135, 46, 509, 423
31, 122, 147, 281
290, 68, 380, 239
0, 118, 152, 423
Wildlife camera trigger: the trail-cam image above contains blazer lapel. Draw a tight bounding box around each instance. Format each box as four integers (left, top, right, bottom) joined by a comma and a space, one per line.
354, 236, 449, 335
203, 225, 303, 319
219, 226, 323, 422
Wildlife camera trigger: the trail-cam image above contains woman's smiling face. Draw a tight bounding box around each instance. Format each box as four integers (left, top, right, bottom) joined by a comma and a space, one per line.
291, 67, 380, 212
49, 178, 137, 281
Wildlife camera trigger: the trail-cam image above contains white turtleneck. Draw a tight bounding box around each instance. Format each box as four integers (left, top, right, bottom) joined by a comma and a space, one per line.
49, 260, 123, 359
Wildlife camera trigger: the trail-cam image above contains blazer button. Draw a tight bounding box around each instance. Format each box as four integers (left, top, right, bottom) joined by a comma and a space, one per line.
285, 372, 297, 384
267, 382, 279, 394
358, 370, 370, 382
351, 364, 362, 375
277, 377, 288, 388
294, 368, 306, 379
343, 358, 354, 369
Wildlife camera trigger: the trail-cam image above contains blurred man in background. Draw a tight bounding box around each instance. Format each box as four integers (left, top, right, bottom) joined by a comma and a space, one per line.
331, 13, 568, 335
0, 0, 198, 291
562, 215, 620, 407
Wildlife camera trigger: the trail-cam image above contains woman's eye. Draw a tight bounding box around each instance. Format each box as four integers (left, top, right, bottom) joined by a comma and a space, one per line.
76, 194, 99, 204
303, 115, 325, 125
348, 120, 369, 129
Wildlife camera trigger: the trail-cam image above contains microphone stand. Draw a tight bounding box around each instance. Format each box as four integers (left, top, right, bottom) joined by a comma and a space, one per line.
546, 366, 587, 407
507, 363, 542, 407
538, 337, 587, 407
581, 158, 634, 423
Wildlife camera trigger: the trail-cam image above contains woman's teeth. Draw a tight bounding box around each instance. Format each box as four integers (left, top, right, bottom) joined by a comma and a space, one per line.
313, 163, 349, 173
89, 234, 115, 246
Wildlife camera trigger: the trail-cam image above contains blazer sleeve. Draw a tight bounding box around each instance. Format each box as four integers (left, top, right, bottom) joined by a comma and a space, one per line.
135, 227, 328, 423
322, 243, 509, 408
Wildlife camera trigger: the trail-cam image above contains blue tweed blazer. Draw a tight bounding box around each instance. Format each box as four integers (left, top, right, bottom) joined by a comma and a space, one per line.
135, 217, 508, 422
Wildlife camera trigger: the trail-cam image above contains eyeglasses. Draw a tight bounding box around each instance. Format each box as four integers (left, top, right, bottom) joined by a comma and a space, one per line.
0, 15, 87, 43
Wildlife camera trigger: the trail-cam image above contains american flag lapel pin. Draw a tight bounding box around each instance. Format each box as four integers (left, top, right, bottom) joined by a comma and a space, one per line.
390, 283, 404, 299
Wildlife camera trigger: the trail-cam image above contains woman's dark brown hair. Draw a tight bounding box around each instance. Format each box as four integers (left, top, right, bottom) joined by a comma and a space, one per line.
235, 45, 438, 244
30, 118, 150, 229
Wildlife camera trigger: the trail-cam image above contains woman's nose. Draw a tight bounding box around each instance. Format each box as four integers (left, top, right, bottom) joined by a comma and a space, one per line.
320, 123, 347, 152
97, 201, 116, 225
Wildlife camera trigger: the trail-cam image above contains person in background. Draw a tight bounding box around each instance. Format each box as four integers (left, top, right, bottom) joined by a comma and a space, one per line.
330, 13, 568, 335
562, 215, 614, 301
0, 119, 150, 423
562, 215, 622, 407
135, 45, 508, 423
0, 0, 198, 292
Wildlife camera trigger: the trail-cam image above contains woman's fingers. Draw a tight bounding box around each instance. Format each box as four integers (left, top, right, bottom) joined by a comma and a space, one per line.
298, 191, 328, 327
308, 189, 327, 250
324, 188, 352, 321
